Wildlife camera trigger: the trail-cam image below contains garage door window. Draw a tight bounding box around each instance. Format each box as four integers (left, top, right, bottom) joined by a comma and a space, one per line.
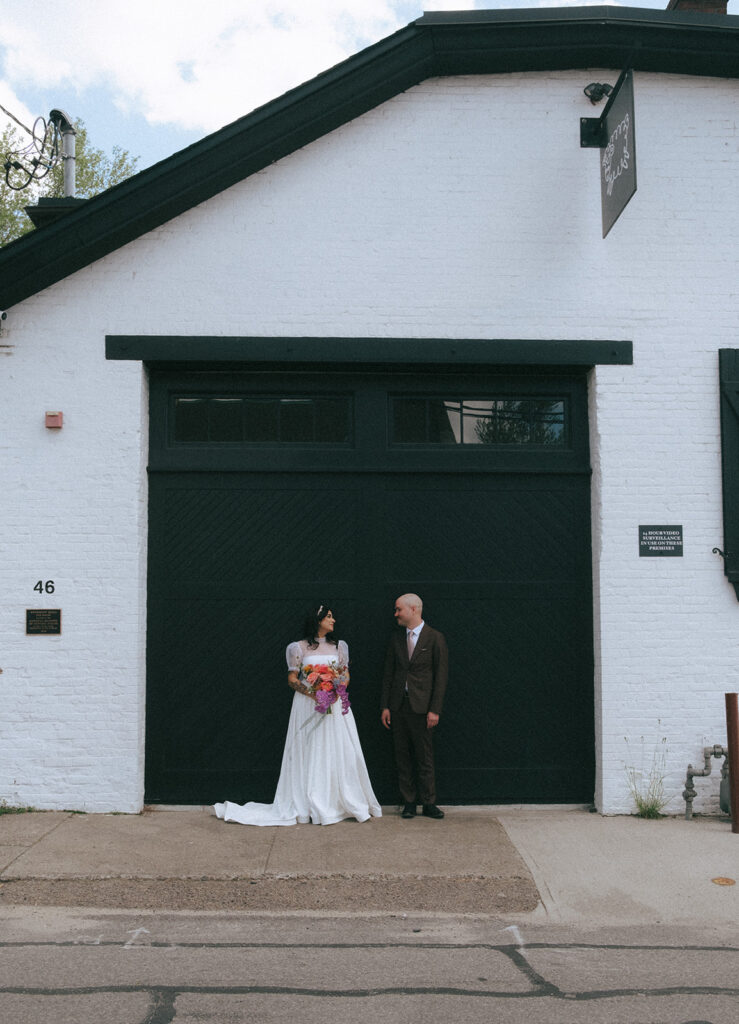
391, 397, 567, 447
174, 396, 352, 445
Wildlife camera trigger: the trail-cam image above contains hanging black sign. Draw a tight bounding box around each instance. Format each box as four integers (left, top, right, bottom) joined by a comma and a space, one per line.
639, 526, 683, 557
581, 69, 637, 237
600, 70, 637, 237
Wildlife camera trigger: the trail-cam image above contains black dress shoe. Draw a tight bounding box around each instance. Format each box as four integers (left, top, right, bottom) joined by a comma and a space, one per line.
401, 803, 416, 818
422, 804, 444, 819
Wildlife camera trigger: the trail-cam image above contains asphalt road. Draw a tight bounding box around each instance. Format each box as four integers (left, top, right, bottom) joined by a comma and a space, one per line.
2, 908, 737, 1024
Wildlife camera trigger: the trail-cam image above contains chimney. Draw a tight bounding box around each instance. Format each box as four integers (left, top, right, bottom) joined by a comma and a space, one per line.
24, 197, 87, 229
666, 0, 728, 13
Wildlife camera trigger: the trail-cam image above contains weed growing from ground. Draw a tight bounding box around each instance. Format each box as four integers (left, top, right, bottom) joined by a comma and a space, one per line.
624, 735, 670, 818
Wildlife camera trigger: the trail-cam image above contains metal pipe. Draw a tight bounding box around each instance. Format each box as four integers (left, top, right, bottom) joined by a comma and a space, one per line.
49, 109, 76, 198
62, 126, 75, 197
683, 744, 727, 820
725, 693, 739, 833
720, 757, 731, 816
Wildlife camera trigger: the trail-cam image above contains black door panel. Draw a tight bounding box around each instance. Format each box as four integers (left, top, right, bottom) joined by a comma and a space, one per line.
145, 371, 594, 805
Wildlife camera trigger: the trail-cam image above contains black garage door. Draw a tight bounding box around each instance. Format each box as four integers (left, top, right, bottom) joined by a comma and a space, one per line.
145, 368, 594, 805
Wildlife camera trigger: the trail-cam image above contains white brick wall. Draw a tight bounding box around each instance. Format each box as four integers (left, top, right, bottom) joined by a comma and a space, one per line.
1, 70, 737, 813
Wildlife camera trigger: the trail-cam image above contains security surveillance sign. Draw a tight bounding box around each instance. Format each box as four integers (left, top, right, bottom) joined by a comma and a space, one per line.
639, 526, 683, 557
581, 69, 637, 238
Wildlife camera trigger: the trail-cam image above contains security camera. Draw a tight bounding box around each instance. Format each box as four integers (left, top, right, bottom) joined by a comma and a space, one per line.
583, 82, 613, 105
0, 311, 6, 320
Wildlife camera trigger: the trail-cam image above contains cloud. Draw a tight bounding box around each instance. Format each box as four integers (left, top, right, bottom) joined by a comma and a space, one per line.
0, 80, 36, 135
1, 0, 697, 143
422, 0, 480, 8
0, 0, 409, 134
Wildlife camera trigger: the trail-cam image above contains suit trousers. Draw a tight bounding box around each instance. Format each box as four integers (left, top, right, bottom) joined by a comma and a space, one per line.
392, 694, 436, 804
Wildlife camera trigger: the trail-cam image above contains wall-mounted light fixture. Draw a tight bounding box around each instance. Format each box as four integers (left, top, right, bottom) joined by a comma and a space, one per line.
583, 82, 613, 105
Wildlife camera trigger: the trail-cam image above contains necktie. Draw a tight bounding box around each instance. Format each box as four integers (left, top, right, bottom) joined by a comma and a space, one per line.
407, 630, 415, 660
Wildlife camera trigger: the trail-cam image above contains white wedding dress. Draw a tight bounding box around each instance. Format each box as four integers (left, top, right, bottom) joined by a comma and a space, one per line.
214, 639, 381, 826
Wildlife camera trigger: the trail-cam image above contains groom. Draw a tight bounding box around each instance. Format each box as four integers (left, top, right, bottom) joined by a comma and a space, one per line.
381, 594, 448, 819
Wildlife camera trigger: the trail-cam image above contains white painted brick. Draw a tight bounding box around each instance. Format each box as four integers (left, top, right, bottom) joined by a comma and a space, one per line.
1, 71, 737, 813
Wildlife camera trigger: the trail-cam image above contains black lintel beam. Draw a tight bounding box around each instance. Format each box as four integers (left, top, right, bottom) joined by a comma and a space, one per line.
106, 335, 633, 366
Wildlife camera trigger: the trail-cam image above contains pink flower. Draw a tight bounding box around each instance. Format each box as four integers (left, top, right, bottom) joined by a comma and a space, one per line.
298, 660, 351, 716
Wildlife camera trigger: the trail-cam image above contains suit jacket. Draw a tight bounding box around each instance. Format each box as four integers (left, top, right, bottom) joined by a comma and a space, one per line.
381, 624, 448, 715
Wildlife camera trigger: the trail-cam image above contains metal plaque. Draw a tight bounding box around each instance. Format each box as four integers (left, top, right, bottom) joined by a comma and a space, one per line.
639, 526, 683, 557
26, 608, 62, 634
600, 70, 637, 237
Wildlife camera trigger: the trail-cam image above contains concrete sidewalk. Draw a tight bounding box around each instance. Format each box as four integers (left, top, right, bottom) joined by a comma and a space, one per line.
1, 806, 737, 928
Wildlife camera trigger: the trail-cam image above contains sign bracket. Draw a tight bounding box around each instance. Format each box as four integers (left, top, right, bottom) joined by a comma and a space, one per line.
580, 67, 629, 149
580, 66, 637, 237
580, 116, 606, 149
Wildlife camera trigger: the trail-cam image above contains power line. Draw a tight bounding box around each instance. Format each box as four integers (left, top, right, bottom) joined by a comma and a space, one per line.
0, 102, 33, 136
2, 108, 63, 192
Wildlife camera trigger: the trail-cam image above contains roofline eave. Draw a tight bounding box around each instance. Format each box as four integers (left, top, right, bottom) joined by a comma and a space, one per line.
1, 6, 738, 310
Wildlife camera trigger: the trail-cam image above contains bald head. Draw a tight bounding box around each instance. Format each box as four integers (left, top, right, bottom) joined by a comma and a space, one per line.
394, 593, 423, 629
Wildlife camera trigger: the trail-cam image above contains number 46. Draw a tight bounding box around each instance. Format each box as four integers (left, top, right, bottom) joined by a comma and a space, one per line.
34, 580, 55, 594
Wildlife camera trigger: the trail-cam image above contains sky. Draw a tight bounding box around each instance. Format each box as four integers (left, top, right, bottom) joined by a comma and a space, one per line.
0, 0, 734, 172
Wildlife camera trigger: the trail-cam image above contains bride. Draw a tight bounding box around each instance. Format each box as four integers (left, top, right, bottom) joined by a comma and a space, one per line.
214, 604, 381, 826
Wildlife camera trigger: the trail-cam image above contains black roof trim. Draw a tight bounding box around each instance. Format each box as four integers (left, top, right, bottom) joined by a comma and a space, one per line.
417, 6, 733, 26
106, 335, 633, 367
2, 6, 738, 310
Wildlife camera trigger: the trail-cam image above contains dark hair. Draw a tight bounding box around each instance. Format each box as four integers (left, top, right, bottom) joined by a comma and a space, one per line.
303, 603, 339, 649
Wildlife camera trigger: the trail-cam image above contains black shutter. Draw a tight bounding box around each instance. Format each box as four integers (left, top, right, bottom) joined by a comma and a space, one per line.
719, 350, 739, 599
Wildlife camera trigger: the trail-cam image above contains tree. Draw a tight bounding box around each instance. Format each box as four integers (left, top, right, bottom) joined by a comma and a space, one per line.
1, 118, 138, 246
473, 399, 565, 446
0, 124, 34, 246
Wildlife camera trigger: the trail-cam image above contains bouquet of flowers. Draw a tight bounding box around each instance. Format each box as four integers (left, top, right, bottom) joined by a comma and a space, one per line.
299, 661, 350, 716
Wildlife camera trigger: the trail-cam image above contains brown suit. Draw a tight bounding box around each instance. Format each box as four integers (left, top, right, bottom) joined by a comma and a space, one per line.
381, 624, 448, 804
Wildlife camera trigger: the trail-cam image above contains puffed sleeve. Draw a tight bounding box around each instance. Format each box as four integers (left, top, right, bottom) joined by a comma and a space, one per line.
286, 642, 302, 672
337, 640, 349, 667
